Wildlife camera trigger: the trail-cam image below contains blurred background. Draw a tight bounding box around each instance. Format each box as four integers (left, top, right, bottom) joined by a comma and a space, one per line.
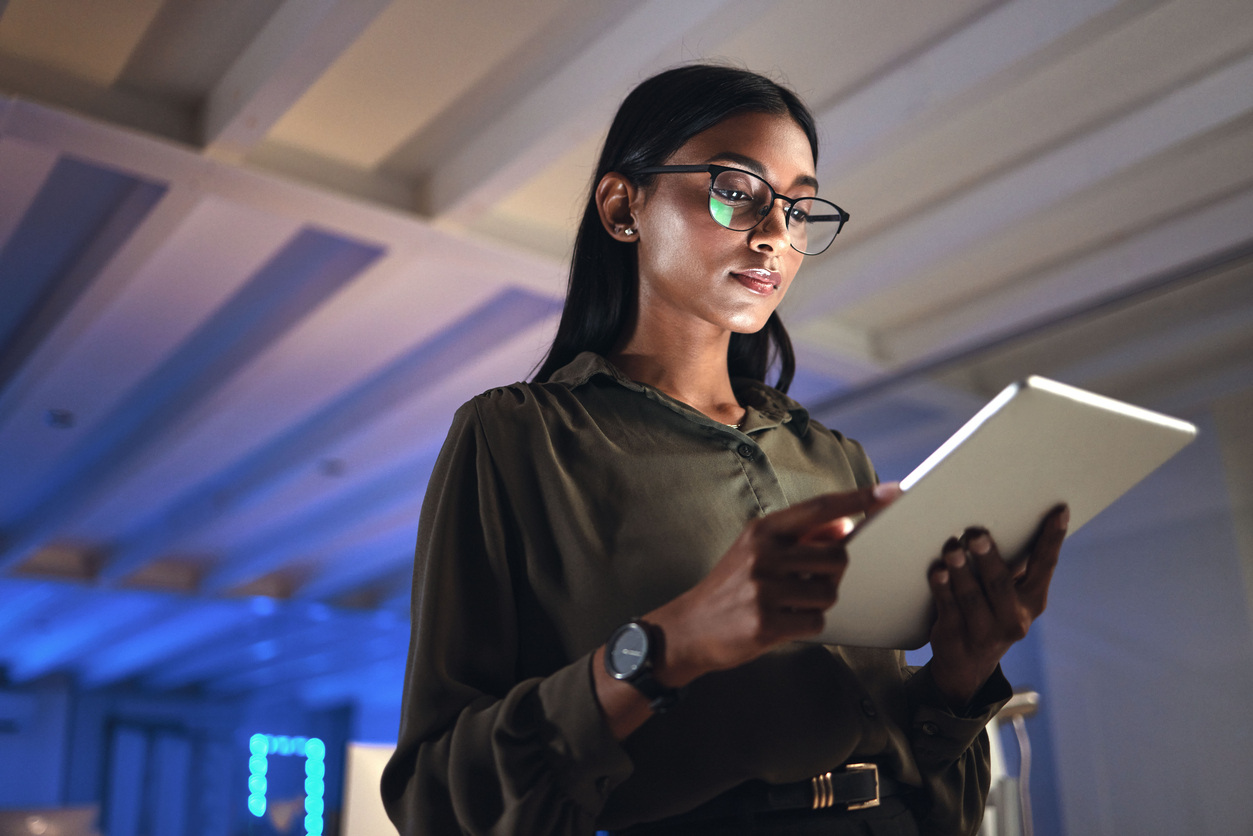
0, 1, 1250, 834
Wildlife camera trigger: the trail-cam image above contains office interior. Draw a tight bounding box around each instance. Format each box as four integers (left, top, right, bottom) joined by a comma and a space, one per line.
0, 1, 1251, 834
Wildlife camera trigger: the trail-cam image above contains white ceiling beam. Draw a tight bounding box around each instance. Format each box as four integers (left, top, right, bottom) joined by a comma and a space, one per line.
2, 98, 564, 285
0, 52, 195, 142
206, 621, 397, 696
201, 0, 392, 161
143, 625, 276, 690
7, 595, 177, 684
1055, 298, 1253, 394
199, 463, 425, 596
811, 0, 1150, 178
879, 188, 1253, 364
297, 656, 406, 708
0, 188, 291, 445
3, 97, 215, 190
795, 51, 1253, 321
1154, 356, 1253, 417
422, 0, 757, 226
292, 535, 414, 603
0, 134, 59, 253
78, 600, 249, 688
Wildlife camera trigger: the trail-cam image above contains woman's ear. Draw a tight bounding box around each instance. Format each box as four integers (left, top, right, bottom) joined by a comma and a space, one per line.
595, 172, 641, 242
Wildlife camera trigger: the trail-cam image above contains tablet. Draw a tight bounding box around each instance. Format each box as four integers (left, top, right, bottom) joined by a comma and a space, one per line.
814, 376, 1197, 649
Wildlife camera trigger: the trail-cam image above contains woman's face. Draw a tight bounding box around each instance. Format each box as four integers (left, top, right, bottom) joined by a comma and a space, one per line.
630, 110, 816, 340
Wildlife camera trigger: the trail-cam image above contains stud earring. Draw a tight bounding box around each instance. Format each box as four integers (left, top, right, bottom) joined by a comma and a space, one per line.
623, 228, 635, 236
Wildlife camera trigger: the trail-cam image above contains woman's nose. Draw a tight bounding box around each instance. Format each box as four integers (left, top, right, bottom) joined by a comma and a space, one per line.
748, 199, 793, 252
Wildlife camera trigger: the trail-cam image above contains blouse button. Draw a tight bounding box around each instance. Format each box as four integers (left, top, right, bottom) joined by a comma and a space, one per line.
860, 698, 877, 718
921, 721, 940, 736
736, 443, 754, 459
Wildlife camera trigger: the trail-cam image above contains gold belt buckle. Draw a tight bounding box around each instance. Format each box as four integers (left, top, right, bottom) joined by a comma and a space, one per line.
810, 762, 880, 811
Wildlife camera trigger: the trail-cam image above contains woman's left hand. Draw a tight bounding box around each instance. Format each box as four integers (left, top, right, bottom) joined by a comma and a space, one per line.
926, 505, 1069, 711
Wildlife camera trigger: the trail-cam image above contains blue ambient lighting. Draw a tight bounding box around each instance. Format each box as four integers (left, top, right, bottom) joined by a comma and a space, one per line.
248, 733, 326, 836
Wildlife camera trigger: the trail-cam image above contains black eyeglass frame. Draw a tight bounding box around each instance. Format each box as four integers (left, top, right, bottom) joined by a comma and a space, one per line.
631, 164, 850, 255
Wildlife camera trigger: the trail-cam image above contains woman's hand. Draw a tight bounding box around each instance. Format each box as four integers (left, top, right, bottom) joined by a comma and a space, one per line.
593, 484, 900, 740
647, 483, 901, 688
926, 505, 1069, 711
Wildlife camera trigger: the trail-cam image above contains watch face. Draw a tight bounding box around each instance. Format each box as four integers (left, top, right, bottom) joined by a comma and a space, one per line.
608, 622, 649, 678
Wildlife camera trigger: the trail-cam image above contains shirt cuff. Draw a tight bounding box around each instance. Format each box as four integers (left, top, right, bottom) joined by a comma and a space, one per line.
534, 651, 635, 815
906, 663, 1012, 767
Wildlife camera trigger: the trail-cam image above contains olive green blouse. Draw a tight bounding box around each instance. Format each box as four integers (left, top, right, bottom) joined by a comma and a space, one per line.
381, 352, 1009, 835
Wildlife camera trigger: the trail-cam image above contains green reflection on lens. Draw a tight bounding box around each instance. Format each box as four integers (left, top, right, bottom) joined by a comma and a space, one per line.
709, 197, 734, 227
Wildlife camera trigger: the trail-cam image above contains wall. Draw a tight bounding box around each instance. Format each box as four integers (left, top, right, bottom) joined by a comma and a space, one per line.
0, 676, 72, 806
1042, 406, 1253, 835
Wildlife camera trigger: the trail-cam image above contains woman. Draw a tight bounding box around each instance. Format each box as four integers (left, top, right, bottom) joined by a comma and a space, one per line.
381, 64, 1066, 836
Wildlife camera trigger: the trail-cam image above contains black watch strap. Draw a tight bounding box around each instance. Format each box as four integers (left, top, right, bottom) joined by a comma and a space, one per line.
604, 620, 682, 713
631, 668, 681, 713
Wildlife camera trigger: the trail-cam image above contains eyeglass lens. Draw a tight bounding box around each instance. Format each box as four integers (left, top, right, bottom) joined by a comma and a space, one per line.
708, 169, 842, 255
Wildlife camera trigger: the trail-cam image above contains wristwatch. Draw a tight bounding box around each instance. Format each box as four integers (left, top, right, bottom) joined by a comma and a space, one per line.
603, 620, 681, 713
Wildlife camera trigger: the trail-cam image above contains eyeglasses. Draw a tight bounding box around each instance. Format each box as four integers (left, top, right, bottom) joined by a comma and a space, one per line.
632, 164, 849, 256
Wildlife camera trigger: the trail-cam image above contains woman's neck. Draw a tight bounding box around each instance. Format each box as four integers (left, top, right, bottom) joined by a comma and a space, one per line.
609, 329, 745, 426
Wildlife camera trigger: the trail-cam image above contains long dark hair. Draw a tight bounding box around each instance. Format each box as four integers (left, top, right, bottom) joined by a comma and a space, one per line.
532, 64, 818, 392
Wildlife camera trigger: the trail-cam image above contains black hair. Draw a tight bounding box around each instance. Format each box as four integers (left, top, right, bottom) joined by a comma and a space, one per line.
532, 64, 818, 392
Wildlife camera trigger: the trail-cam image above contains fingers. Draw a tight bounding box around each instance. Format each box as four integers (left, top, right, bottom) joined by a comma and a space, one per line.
769, 573, 839, 608
799, 515, 857, 544
966, 530, 1029, 641
928, 539, 963, 640
941, 536, 995, 638
1018, 504, 1068, 610
754, 483, 900, 541
756, 539, 850, 578
932, 514, 1065, 642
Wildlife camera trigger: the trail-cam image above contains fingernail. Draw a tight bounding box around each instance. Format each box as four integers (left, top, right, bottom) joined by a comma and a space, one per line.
944, 548, 966, 569
873, 482, 901, 501
935, 570, 949, 585
1057, 505, 1070, 528
969, 534, 991, 556
834, 516, 855, 537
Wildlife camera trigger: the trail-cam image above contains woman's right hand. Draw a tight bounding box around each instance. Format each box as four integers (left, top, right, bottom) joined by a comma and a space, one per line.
646, 483, 901, 688
593, 483, 900, 739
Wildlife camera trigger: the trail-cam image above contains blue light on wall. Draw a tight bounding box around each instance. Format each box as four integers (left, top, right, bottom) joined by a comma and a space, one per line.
248, 733, 325, 835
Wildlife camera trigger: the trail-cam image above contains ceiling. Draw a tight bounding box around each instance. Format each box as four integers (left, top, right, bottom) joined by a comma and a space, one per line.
0, 0, 1251, 709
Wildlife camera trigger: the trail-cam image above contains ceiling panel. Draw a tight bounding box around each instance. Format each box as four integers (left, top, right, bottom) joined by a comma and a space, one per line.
0, 0, 1249, 714
711, 0, 998, 109
869, 115, 1253, 335
265, 0, 579, 169
0, 0, 165, 86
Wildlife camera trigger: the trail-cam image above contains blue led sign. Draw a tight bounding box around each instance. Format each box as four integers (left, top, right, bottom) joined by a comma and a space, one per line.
248, 733, 326, 835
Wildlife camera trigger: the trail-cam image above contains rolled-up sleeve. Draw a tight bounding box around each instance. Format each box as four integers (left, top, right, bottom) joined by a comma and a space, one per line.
381, 402, 633, 836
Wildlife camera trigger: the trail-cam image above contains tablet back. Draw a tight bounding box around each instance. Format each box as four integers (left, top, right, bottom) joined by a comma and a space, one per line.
816, 376, 1197, 649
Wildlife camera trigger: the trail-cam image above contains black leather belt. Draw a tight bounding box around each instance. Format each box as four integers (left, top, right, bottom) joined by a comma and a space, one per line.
769, 762, 889, 812
616, 763, 909, 834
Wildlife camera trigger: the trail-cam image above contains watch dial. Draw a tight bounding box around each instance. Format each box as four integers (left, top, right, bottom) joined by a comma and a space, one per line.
610, 623, 649, 676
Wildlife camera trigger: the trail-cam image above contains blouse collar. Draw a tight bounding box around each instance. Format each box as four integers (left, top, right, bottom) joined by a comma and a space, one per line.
547, 352, 811, 436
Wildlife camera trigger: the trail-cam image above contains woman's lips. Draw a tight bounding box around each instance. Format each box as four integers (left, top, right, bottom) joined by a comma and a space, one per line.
732, 268, 781, 295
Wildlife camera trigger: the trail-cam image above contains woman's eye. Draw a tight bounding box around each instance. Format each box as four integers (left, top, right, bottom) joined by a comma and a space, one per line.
789, 207, 810, 223
712, 188, 752, 204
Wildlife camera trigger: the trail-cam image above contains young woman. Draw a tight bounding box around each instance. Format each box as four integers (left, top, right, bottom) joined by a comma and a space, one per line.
381, 64, 1066, 836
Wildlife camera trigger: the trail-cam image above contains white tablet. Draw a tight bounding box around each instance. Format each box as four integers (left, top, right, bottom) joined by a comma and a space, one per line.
814, 376, 1197, 649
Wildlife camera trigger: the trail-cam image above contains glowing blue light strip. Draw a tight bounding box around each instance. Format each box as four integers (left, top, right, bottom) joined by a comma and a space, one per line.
248, 733, 326, 835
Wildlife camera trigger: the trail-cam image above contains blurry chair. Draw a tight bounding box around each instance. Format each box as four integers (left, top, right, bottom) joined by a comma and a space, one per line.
981, 690, 1041, 836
